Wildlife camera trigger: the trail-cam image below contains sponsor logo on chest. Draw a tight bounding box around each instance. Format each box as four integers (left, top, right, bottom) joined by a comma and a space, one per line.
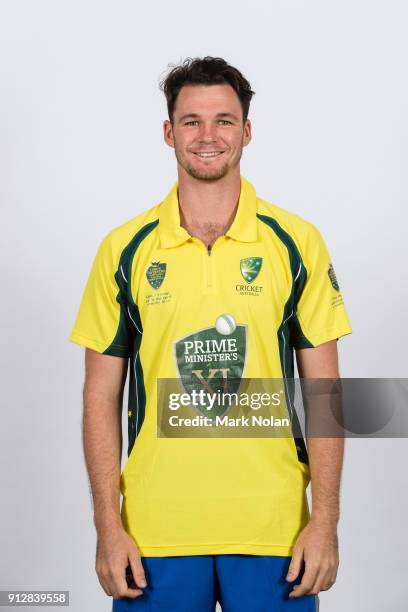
174, 314, 247, 418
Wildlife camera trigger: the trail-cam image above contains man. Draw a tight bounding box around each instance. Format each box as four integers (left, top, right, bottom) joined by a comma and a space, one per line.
69, 57, 352, 611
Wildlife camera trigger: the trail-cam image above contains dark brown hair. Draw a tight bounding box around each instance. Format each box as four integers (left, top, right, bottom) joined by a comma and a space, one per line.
159, 56, 255, 123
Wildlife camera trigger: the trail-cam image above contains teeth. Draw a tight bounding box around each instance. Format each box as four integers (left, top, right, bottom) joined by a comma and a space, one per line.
195, 152, 222, 157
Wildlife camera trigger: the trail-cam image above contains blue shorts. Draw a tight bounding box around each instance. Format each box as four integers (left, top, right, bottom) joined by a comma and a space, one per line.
112, 555, 317, 611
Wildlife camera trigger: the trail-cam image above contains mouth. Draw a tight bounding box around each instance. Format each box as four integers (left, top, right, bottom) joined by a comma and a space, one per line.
192, 151, 225, 159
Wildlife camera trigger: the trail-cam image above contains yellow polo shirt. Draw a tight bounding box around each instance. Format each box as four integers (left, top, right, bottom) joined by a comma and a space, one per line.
69, 176, 352, 557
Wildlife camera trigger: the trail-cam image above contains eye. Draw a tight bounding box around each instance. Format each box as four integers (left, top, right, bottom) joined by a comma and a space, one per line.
185, 120, 199, 126
218, 119, 232, 125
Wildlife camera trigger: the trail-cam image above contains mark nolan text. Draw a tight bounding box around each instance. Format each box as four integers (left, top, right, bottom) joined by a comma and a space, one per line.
168, 415, 290, 428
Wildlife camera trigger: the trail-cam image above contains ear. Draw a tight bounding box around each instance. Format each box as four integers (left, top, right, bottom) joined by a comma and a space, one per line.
163, 119, 175, 148
242, 118, 252, 148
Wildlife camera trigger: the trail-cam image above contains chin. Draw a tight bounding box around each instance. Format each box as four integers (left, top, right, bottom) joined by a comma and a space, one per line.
185, 163, 231, 182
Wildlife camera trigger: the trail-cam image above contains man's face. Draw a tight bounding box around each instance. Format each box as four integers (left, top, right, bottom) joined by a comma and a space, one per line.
163, 84, 252, 181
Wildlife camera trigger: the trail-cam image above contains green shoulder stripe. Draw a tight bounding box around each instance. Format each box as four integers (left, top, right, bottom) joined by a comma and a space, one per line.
257, 213, 310, 465
105, 219, 159, 456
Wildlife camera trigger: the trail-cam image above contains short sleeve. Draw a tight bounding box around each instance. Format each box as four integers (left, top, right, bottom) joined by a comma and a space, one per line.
69, 235, 133, 357
291, 224, 352, 348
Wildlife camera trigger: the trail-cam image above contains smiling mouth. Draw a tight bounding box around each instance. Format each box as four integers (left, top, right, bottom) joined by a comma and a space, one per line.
193, 151, 224, 158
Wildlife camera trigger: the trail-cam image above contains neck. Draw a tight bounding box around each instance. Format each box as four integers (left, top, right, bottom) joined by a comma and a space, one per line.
177, 166, 241, 246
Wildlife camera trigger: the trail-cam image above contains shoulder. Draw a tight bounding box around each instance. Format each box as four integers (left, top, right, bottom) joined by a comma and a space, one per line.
97, 203, 160, 262
256, 196, 326, 258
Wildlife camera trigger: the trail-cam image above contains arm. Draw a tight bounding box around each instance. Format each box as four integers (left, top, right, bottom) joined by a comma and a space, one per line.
83, 348, 147, 599
286, 339, 343, 598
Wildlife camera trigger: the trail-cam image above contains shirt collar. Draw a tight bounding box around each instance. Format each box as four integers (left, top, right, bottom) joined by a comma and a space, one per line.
158, 175, 258, 249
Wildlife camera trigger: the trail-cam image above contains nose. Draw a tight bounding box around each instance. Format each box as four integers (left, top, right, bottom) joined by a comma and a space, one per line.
198, 122, 217, 143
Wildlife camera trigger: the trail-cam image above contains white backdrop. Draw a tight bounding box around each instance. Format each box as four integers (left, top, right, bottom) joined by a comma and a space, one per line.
0, 1, 407, 610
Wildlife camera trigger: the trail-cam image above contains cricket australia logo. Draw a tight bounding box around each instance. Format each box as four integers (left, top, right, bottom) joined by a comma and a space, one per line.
240, 257, 262, 283
174, 314, 247, 419
146, 261, 166, 289
328, 263, 340, 291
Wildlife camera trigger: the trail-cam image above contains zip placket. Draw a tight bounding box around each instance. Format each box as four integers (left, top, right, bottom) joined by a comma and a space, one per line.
206, 243, 213, 289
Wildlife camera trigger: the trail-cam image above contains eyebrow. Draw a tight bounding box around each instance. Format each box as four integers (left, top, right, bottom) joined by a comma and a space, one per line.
178, 112, 240, 122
